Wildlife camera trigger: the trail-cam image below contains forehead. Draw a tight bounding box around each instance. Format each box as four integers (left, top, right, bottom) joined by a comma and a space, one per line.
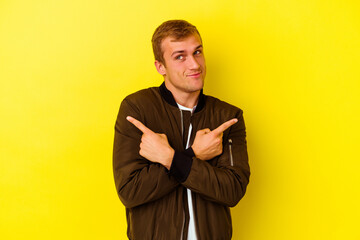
161, 34, 202, 54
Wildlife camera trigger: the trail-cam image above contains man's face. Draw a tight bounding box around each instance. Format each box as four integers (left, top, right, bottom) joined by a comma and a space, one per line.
156, 34, 206, 95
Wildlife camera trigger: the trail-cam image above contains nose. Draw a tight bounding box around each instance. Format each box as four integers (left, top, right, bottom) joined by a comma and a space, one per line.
187, 55, 200, 70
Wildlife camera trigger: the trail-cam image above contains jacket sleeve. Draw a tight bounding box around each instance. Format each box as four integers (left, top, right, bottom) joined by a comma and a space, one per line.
113, 98, 180, 209
169, 110, 250, 207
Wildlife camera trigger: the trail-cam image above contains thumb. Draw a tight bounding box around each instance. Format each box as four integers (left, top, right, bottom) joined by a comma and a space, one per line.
198, 128, 211, 134
158, 133, 168, 139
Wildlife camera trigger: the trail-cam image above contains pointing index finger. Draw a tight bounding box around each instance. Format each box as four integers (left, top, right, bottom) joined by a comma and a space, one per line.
126, 116, 152, 134
212, 118, 238, 135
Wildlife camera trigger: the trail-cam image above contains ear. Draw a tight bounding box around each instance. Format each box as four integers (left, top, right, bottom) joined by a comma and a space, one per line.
154, 60, 166, 76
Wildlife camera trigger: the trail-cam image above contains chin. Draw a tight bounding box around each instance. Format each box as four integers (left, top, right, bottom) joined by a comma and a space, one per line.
188, 83, 204, 92
195, 79, 204, 89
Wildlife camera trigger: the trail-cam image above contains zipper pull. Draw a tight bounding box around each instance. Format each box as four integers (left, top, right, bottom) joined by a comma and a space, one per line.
228, 139, 234, 166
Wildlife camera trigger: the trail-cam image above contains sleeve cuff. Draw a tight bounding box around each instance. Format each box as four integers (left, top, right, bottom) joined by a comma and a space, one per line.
183, 147, 195, 158
168, 149, 194, 183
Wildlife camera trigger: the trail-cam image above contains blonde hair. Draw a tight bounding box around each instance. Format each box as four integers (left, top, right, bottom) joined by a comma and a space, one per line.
152, 20, 202, 65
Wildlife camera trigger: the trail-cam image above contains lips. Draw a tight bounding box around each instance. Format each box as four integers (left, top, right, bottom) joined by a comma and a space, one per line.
187, 72, 202, 77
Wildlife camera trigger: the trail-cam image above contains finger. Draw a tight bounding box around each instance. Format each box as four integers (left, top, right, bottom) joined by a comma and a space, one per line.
126, 116, 153, 134
212, 118, 238, 135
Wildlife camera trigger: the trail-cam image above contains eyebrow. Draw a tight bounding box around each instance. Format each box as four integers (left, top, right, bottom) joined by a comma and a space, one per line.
171, 44, 203, 57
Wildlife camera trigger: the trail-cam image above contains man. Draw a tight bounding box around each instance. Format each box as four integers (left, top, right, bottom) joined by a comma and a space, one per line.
113, 20, 250, 240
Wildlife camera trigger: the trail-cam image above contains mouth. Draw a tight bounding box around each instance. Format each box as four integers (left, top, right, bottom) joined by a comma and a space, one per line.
187, 71, 202, 78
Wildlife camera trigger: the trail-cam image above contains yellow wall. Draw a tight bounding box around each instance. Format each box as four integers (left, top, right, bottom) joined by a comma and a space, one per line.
1, 0, 359, 239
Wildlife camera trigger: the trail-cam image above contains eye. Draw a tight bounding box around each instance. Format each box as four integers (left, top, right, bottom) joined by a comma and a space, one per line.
175, 55, 184, 60
194, 50, 202, 55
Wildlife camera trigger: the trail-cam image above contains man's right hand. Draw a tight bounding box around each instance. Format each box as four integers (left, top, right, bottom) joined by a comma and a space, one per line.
126, 116, 175, 170
191, 119, 238, 160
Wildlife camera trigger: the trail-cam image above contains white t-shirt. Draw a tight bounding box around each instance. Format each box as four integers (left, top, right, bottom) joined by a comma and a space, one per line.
177, 103, 197, 240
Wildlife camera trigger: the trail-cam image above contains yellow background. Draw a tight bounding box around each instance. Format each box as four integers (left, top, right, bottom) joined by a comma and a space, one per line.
1, 0, 359, 239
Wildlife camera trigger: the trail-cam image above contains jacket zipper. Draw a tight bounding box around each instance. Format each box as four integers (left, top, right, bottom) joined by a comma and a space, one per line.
180, 109, 184, 137
229, 139, 234, 166
179, 109, 185, 240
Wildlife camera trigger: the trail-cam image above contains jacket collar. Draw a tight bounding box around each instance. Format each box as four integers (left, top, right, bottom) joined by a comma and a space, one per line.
159, 82, 205, 113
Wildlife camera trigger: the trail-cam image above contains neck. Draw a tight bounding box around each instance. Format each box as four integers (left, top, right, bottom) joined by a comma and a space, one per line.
164, 82, 200, 108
